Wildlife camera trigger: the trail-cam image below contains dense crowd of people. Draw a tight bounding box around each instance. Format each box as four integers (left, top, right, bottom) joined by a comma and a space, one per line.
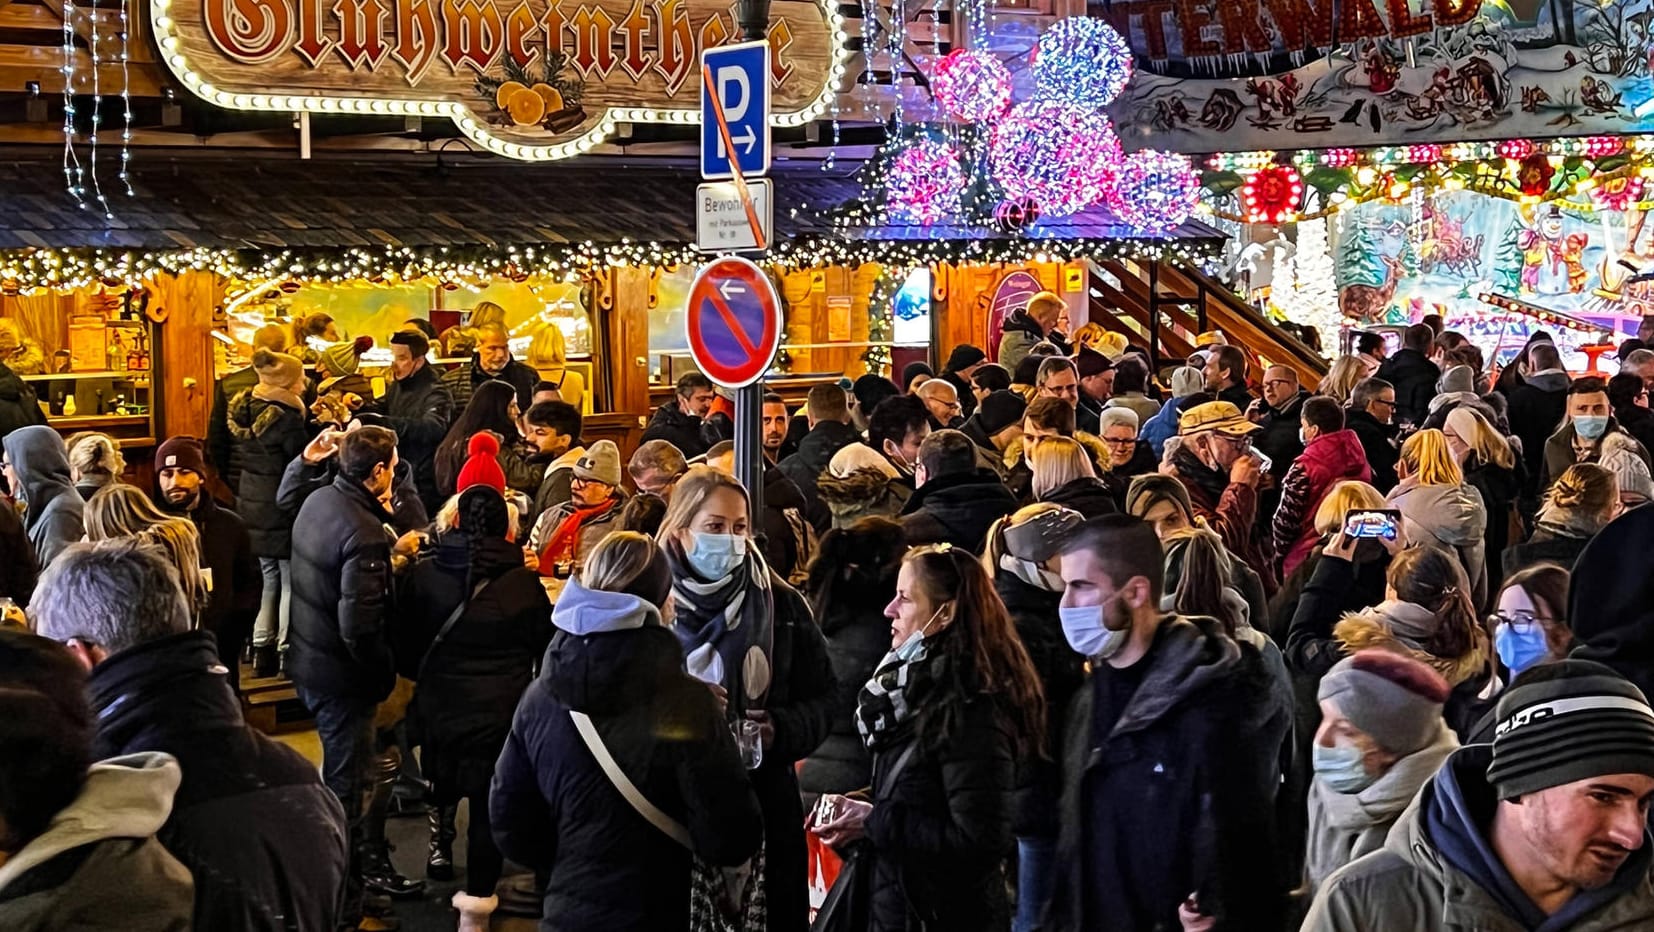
5, 307, 1654, 932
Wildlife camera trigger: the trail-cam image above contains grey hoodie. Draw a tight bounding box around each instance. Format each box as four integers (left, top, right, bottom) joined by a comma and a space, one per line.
0, 752, 193, 930
550, 577, 661, 635
2, 424, 84, 567
1387, 477, 1489, 606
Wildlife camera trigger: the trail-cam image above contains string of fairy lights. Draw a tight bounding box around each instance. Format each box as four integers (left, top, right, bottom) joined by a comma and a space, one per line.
58, 0, 135, 212
0, 236, 1222, 294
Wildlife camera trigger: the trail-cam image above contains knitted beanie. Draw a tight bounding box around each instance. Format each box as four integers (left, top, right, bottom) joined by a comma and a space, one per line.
1438, 364, 1476, 396
1600, 441, 1654, 502
321, 336, 374, 378
1488, 660, 1654, 799
1075, 346, 1113, 379
1125, 473, 1194, 523
1170, 366, 1204, 398
976, 390, 1028, 436
574, 439, 622, 487
944, 345, 986, 373
1318, 650, 1450, 756
455, 432, 507, 495
252, 348, 304, 390
154, 436, 207, 477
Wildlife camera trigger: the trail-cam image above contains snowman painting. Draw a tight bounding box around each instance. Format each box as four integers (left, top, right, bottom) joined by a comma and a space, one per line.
1519, 206, 1589, 295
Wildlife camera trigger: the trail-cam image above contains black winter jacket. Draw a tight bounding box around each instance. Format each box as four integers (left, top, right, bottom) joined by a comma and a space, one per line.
0, 360, 44, 441
1505, 371, 1570, 500
1465, 458, 1522, 594
995, 573, 1082, 838
490, 616, 763, 930
207, 365, 258, 493
1345, 409, 1400, 493
89, 631, 348, 932
756, 464, 810, 582
866, 694, 1017, 932
226, 391, 311, 556
406, 533, 552, 796
164, 495, 262, 692
779, 420, 861, 527
899, 469, 1017, 554
0, 502, 37, 605
367, 364, 453, 512
1039, 475, 1119, 518
798, 568, 895, 804
286, 474, 398, 703
1254, 390, 1308, 482
1376, 348, 1440, 427
640, 400, 708, 459
277, 454, 428, 538
1051, 616, 1288, 932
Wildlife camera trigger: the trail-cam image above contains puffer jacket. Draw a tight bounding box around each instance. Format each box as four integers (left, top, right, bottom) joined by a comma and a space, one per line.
817, 468, 907, 529
797, 573, 893, 805
1303, 721, 1459, 895
88, 632, 348, 932
779, 420, 861, 526
1387, 477, 1489, 608
490, 580, 763, 930
639, 400, 708, 459
226, 389, 311, 557
997, 309, 1061, 372
1303, 744, 1654, 931
0, 752, 194, 931
865, 690, 1018, 932
1272, 429, 1372, 578
899, 468, 1018, 554
994, 570, 1082, 839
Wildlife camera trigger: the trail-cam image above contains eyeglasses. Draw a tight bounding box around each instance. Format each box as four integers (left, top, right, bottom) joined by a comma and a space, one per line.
1371, 399, 1397, 409
1488, 610, 1545, 631
1263, 378, 1295, 389
1103, 437, 1136, 447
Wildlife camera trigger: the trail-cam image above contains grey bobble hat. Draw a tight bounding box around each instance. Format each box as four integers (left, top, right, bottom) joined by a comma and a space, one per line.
1319, 650, 1450, 757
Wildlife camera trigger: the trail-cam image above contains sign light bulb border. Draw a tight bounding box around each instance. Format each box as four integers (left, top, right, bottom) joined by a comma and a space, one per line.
149, 0, 850, 161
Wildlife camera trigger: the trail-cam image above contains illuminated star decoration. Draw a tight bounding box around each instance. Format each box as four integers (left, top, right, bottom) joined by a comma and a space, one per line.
932, 49, 1013, 123
989, 99, 1121, 217
1031, 17, 1134, 110
886, 138, 967, 225
1109, 150, 1201, 234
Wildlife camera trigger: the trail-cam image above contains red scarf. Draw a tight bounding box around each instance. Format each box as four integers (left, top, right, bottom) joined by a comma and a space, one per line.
539, 496, 618, 575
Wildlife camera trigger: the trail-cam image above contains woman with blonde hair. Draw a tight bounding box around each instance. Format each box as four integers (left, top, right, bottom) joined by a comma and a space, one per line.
64, 431, 125, 502
83, 484, 209, 619
1387, 429, 1489, 608
656, 465, 834, 928
1503, 462, 1617, 575
526, 326, 585, 411
1317, 355, 1368, 405
1030, 435, 1114, 516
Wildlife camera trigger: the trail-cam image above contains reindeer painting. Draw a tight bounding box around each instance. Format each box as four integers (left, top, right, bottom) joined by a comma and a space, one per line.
1338, 254, 1407, 323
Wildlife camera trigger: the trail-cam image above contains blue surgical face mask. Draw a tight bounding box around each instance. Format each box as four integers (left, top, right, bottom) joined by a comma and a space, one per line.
1495, 621, 1551, 677
1575, 414, 1610, 440
686, 532, 746, 580
1313, 742, 1378, 794
1058, 591, 1130, 660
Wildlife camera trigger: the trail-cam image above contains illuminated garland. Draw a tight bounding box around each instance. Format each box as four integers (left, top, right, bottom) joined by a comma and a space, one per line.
1207, 135, 1654, 172
0, 237, 1222, 293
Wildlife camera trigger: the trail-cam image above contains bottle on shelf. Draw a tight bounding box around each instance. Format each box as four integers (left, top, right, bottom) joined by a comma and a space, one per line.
62, 394, 76, 417
50, 391, 63, 417
94, 389, 105, 416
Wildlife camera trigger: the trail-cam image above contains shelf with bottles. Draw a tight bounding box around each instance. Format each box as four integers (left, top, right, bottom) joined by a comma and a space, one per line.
21, 370, 152, 382
36, 377, 152, 420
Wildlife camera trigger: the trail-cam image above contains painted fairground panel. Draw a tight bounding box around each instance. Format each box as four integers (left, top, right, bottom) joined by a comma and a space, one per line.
1333, 188, 1649, 368
1103, 0, 1654, 151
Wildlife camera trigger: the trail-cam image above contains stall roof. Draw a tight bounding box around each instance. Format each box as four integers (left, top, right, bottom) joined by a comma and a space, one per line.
0, 151, 1223, 251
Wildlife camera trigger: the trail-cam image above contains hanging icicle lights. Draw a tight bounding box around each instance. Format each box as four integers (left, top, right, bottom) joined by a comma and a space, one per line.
61, 0, 84, 206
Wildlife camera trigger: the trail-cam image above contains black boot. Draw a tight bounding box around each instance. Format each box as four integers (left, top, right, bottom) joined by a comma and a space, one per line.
360, 748, 425, 898
252, 643, 279, 679
360, 838, 426, 899
425, 804, 457, 881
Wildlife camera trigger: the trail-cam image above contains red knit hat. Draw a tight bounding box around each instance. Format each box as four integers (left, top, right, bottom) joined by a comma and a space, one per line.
456, 432, 507, 494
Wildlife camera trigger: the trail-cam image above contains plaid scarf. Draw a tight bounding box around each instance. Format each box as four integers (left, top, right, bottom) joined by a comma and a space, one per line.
855, 638, 948, 751
665, 537, 775, 715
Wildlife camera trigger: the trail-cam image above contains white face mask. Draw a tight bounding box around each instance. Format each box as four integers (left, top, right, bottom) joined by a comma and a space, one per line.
892, 603, 948, 663
1058, 590, 1132, 660
686, 531, 746, 580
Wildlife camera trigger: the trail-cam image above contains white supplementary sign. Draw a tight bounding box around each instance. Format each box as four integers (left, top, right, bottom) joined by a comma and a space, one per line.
696, 179, 774, 252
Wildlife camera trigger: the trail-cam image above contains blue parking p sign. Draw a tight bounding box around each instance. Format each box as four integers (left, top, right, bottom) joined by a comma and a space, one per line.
701, 41, 771, 181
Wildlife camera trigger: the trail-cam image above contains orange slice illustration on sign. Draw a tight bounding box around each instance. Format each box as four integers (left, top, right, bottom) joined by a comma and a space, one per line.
495, 81, 527, 111
506, 88, 547, 125
532, 83, 565, 114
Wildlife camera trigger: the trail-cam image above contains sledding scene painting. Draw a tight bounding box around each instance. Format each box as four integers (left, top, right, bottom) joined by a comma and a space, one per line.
1105, 0, 1654, 150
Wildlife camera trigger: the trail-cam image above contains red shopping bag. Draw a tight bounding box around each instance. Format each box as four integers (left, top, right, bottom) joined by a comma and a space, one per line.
805, 820, 844, 924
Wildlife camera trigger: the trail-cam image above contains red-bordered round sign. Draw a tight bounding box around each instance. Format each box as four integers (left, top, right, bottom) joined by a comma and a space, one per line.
685, 256, 783, 388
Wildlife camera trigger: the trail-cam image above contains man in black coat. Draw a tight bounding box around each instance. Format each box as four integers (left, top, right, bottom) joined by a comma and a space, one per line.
1505, 341, 1571, 508
940, 344, 988, 420
642, 371, 716, 459
206, 323, 286, 492
779, 383, 861, 528
284, 425, 423, 914
1051, 515, 1289, 932
440, 322, 539, 413
152, 436, 262, 694
32, 537, 348, 932
1347, 377, 1401, 493
900, 429, 1018, 553
1202, 343, 1255, 411
366, 329, 453, 514
1250, 365, 1308, 480
1375, 323, 1441, 427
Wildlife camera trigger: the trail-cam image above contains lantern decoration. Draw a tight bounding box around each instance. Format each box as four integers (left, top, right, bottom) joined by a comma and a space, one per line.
1517, 153, 1556, 196
993, 196, 1042, 233
1030, 17, 1133, 110
885, 138, 967, 225
1109, 150, 1200, 234
932, 49, 1013, 124
989, 99, 1121, 217
1241, 164, 1304, 223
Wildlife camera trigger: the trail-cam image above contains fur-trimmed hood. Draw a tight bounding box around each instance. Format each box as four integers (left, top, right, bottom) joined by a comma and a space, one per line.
1003, 431, 1110, 470
1333, 605, 1490, 687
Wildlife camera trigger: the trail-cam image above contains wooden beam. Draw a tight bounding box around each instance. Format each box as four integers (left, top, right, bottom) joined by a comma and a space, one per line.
0, 45, 164, 94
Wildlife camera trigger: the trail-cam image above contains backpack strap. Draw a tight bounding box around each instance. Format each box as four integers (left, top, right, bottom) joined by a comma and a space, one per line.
570, 710, 692, 849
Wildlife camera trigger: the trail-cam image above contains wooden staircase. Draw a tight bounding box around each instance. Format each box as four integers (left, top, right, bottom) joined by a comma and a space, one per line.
1088, 258, 1329, 387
